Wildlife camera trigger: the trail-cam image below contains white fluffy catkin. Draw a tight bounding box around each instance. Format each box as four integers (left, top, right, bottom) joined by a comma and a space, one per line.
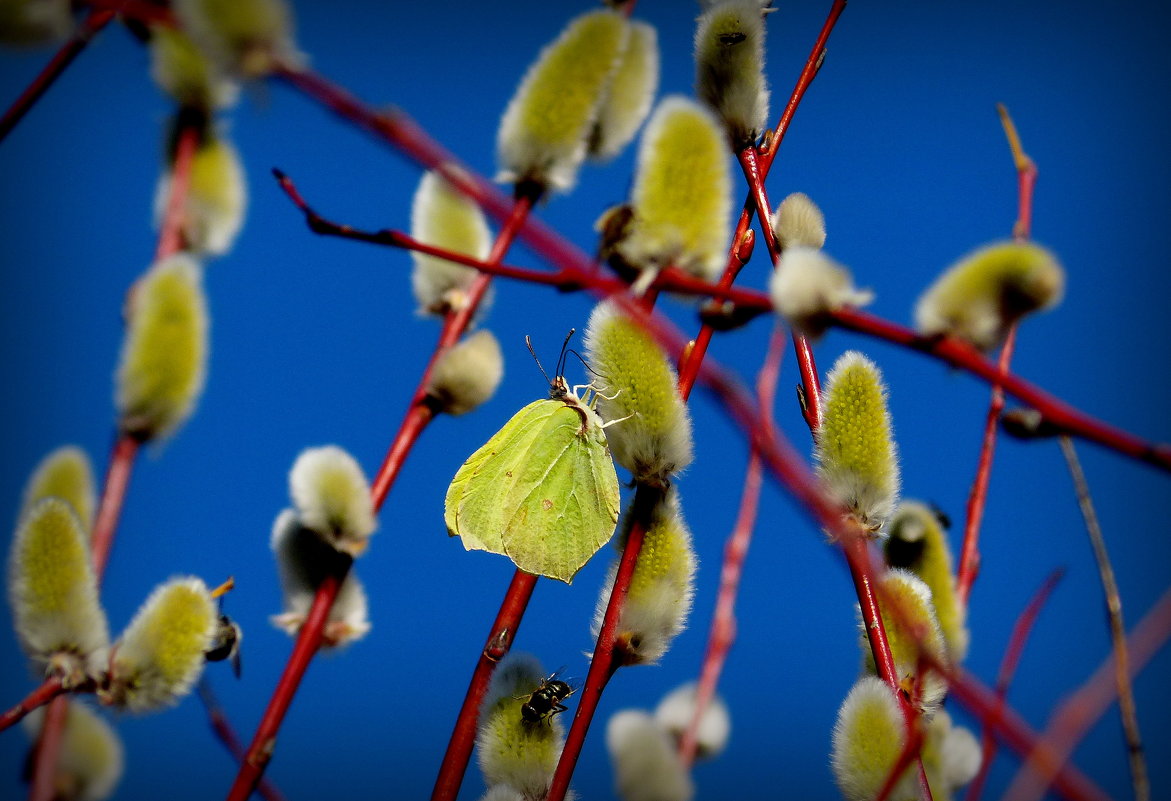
270, 509, 370, 647
694, 0, 770, 149
653, 681, 731, 760
288, 445, 376, 557
409, 170, 493, 316
426, 330, 504, 416
769, 246, 873, 338
592, 488, 696, 665
772, 191, 826, 250
606, 709, 694, 801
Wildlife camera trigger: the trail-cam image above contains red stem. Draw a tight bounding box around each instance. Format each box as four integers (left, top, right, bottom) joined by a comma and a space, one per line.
0, 679, 65, 734
0, 10, 115, 145
27, 696, 69, 801
275, 65, 1171, 473
966, 569, 1065, 801
155, 121, 201, 261
429, 570, 539, 801
89, 433, 142, 582
546, 486, 657, 801
955, 323, 1017, 606
679, 324, 784, 767
198, 682, 288, 801
1002, 585, 1171, 801
227, 194, 535, 801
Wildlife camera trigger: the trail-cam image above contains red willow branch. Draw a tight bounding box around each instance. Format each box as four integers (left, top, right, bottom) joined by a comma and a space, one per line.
197, 682, 287, 801
0, 680, 65, 734
1000, 584, 1171, 801
275, 66, 1171, 473
955, 103, 1037, 605
226, 191, 537, 801
0, 9, 116, 144
678, 323, 785, 768
966, 569, 1065, 801
429, 570, 539, 801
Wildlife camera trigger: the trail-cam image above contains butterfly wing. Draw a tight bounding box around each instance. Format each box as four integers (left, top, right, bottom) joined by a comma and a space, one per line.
445, 399, 559, 555
499, 404, 620, 583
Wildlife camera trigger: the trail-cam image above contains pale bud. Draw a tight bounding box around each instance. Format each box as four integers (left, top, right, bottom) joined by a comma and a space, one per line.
771, 191, 826, 250
20, 445, 96, 531
115, 254, 209, 441
426, 330, 505, 416
653, 681, 731, 760
288, 445, 376, 557
769, 247, 873, 338
410, 170, 493, 316
605, 709, 694, 801
588, 21, 659, 161
914, 240, 1064, 351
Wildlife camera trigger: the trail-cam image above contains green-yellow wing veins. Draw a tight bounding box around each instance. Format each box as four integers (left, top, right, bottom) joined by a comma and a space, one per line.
444, 391, 621, 583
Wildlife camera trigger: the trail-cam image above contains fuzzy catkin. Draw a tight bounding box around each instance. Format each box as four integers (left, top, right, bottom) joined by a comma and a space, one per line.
584, 300, 692, 486
426, 330, 505, 416
155, 130, 247, 257
694, 0, 770, 149
606, 709, 694, 801
288, 445, 376, 557
864, 569, 949, 712
476, 653, 564, 799
105, 577, 217, 712
613, 96, 731, 291
115, 254, 209, 441
21, 445, 97, 530
496, 9, 629, 193
593, 488, 696, 665
172, 0, 300, 78
409, 170, 493, 316
270, 509, 370, 647
9, 498, 109, 684
814, 351, 900, 534
588, 20, 659, 161
885, 502, 969, 662
24, 700, 123, 801
914, 240, 1064, 350
831, 676, 916, 801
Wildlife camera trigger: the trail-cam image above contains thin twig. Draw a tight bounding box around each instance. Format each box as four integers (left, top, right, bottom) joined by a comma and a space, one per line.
89, 433, 142, 581
226, 192, 537, 801
1002, 585, 1171, 801
1058, 436, 1148, 801
155, 118, 201, 261
0, 10, 115, 145
679, 323, 785, 768
27, 696, 69, 801
955, 323, 1016, 606
966, 569, 1065, 801
956, 104, 1038, 604
197, 681, 288, 801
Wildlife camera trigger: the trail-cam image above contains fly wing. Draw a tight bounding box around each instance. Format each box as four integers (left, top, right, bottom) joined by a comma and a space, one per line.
500, 405, 621, 583
444, 400, 558, 554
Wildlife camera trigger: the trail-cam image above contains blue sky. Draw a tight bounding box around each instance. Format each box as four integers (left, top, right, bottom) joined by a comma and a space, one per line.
2, 1, 1170, 799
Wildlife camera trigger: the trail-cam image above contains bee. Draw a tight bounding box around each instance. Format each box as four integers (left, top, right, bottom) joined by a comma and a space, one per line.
204, 613, 243, 678
518, 673, 576, 723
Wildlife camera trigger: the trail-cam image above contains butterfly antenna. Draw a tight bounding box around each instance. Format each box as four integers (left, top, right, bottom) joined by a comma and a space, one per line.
565, 349, 604, 380
525, 334, 552, 386
555, 328, 576, 378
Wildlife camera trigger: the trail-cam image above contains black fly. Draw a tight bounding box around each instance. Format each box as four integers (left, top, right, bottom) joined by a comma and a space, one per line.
518, 673, 576, 723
